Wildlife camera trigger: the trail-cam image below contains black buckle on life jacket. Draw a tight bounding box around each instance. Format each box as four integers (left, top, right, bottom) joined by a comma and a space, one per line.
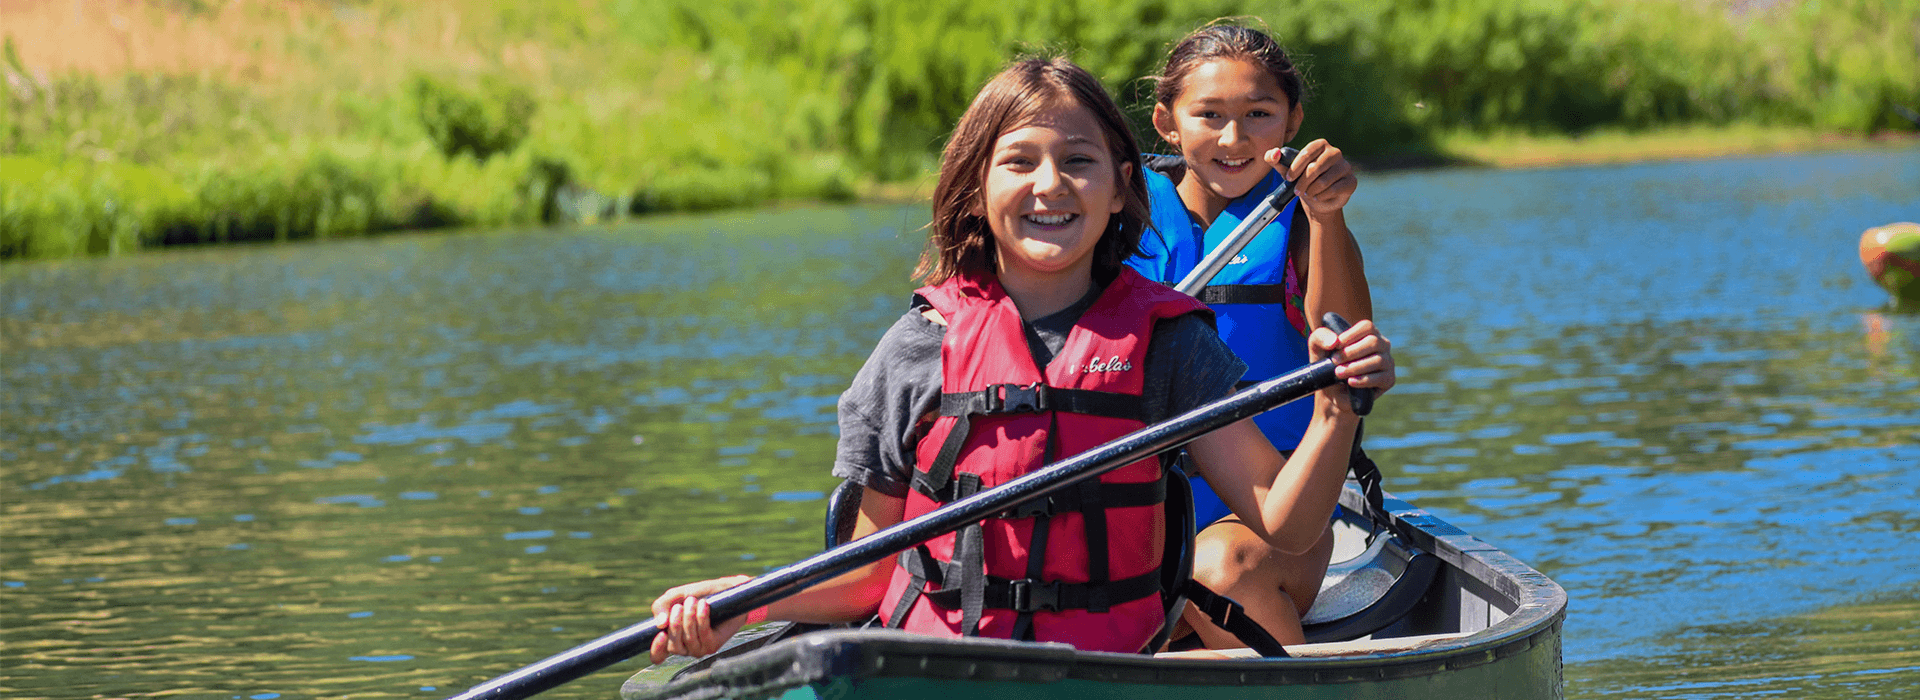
987, 382, 1048, 414
1001, 494, 1060, 520
1009, 578, 1061, 613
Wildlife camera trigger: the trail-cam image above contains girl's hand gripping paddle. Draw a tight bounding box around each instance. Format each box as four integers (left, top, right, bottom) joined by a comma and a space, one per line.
1320, 312, 1374, 416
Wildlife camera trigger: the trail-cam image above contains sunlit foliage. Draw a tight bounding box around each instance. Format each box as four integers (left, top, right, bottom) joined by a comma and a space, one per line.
1, 0, 1914, 259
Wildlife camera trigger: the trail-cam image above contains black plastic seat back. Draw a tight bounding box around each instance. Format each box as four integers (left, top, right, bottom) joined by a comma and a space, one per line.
824, 479, 863, 549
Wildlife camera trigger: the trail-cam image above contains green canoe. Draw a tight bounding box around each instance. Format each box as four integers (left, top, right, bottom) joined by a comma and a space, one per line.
624, 484, 1567, 700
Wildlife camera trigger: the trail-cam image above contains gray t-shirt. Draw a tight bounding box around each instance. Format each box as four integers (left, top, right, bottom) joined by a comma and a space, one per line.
832, 283, 1248, 498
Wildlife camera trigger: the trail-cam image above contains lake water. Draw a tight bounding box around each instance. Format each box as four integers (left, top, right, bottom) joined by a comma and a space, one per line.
3, 147, 1916, 699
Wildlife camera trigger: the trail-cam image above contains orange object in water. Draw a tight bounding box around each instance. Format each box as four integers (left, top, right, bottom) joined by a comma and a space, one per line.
1860, 222, 1920, 309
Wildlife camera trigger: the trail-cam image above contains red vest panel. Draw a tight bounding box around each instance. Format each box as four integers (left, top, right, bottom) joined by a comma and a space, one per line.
878, 268, 1208, 653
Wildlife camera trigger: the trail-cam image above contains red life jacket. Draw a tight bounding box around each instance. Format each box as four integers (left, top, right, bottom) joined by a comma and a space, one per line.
878, 268, 1210, 653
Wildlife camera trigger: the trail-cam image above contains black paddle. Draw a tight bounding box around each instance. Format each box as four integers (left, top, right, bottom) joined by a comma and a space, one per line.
445, 340, 1357, 700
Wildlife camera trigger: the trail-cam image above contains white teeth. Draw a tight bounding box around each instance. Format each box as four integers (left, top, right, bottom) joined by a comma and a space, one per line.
1220, 158, 1252, 167
1026, 213, 1075, 226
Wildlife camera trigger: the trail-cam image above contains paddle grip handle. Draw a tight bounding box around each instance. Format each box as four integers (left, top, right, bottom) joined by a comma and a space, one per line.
1320, 312, 1374, 416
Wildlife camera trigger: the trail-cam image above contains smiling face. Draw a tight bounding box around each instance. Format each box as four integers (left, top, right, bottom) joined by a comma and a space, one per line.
980, 102, 1129, 282
1153, 57, 1303, 217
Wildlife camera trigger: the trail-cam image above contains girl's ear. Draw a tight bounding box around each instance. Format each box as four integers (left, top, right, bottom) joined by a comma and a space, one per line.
1110, 161, 1132, 214
1284, 102, 1305, 144
1152, 103, 1180, 148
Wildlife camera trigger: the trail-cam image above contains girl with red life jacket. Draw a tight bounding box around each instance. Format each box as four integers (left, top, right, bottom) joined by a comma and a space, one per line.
1126, 23, 1375, 650
646, 57, 1394, 664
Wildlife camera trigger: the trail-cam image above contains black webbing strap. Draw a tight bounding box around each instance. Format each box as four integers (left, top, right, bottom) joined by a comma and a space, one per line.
1196, 284, 1288, 305
914, 566, 1164, 615
953, 473, 987, 636
1012, 414, 1059, 642
1080, 478, 1112, 613
999, 479, 1166, 519
913, 383, 1147, 500
1181, 580, 1291, 657
935, 385, 1146, 421
884, 545, 940, 629
1011, 511, 1052, 641
1346, 422, 1396, 544
913, 411, 975, 500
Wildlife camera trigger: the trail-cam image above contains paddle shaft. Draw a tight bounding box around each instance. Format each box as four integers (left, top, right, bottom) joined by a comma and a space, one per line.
1172, 147, 1299, 296
446, 356, 1342, 700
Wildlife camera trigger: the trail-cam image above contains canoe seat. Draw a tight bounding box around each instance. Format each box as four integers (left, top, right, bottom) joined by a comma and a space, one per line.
824, 479, 862, 549
1299, 527, 1438, 643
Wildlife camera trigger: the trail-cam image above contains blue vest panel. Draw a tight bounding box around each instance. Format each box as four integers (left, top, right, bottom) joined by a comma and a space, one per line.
1129, 162, 1313, 526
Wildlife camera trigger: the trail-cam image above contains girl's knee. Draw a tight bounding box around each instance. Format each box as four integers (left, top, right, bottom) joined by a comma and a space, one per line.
1193, 524, 1280, 585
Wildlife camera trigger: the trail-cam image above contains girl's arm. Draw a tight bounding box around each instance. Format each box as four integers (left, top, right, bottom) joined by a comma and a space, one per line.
648, 487, 904, 663
1267, 142, 1372, 328
1183, 321, 1393, 554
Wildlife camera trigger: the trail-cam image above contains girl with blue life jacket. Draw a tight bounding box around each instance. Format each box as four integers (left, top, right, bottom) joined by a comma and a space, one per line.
646, 57, 1394, 664
1128, 23, 1374, 650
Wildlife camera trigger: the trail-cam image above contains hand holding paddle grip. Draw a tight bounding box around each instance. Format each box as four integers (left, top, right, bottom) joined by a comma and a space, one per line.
1320, 312, 1374, 416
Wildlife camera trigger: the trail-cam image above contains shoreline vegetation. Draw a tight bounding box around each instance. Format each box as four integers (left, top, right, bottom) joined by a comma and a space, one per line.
3, 0, 1916, 261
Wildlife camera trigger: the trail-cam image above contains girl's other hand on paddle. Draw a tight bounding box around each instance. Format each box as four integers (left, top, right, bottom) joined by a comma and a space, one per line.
1268, 140, 1356, 219
648, 574, 754, 663
1308, 319, 1394, 405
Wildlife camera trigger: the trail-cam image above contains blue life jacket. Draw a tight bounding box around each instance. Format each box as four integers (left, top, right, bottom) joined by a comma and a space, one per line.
1128, 157, 1312, 526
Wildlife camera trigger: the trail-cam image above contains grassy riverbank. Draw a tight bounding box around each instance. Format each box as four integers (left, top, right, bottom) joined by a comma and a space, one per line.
1434, 126, 1920, 169
3, 0, 1916, 260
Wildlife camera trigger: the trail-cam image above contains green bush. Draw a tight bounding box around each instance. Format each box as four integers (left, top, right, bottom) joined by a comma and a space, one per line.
413, 75, 537, 162
0, 156, 190, 259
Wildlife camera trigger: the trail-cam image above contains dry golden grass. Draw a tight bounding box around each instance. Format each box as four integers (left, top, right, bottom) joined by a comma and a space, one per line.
0, 0, 547, 95
1435, 125, 1917, 170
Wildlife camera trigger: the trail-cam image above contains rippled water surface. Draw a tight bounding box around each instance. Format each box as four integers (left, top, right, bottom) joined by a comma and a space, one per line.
4, 147, 1917, 699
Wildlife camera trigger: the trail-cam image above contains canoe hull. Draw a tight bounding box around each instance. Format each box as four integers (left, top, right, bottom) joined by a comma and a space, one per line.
650, 624, 1560, 700
625, 487, 1566, 700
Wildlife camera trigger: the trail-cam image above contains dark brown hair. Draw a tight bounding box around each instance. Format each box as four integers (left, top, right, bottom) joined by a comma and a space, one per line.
916, 57, 1150, 285
1151, 22, 1306, 110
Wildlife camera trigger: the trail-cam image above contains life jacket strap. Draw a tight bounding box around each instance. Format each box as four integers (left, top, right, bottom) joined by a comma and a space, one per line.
937, 384, 1146, 420
997, 478, 1166, 519
953, 473, 988, 636
900, 554, 1164, 615
884, 545, 934, 630
1011, 508, 1053, 641
1345, 422, 1404, 545
1194, 283, 1288, 305
912, 385, 1148, 500
1079, 479, 1112, 613
1181, 579, 1292, 658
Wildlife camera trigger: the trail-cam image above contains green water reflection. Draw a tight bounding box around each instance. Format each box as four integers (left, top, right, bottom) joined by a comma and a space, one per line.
1571, 593, 1920, 699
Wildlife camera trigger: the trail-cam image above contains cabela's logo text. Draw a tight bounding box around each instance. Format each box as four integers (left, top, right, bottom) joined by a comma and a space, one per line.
1079, 355, 1132, 373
